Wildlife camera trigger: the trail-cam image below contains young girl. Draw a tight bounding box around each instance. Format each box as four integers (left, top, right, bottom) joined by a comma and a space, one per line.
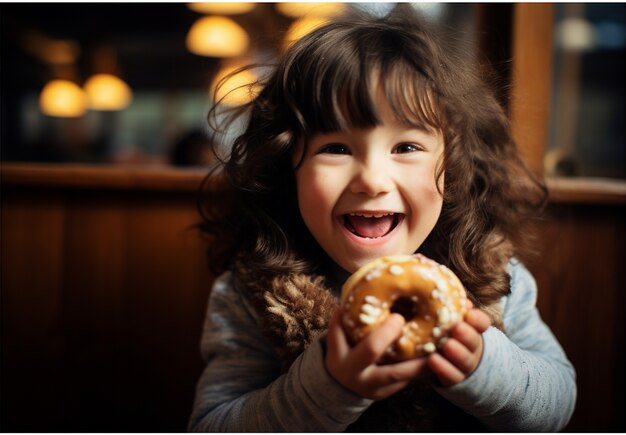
189, 7, 576, 432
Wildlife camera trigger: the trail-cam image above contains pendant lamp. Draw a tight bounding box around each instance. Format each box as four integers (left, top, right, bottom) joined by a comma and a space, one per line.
211, 64, 260, 106
186, 16, 249, 58
39, 79, 88, 117
83, 73, 133, 111
187, 3, 256, 15
285, 16, 330, 46
276, 2, 345, 18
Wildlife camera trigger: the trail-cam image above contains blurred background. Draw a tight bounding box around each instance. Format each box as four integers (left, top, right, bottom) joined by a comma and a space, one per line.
1, 3, 624, 176
2, 2, 478, 168
1, 2, 625, 432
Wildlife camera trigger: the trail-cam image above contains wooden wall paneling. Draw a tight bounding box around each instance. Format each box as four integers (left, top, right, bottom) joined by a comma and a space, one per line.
5, 163, 623, 431
1, 180, 214, 432
613, 209, 626, 431
525, 203, 626, 431
1, 189, 66, 430
59, 190, 129, 431
570, 204, 625, 432
118, 192, 211, 431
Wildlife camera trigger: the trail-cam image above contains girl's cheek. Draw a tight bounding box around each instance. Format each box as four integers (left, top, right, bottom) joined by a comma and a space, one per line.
297, 168, 337, 211
301, 185, 327, 210
421, 161, 444, 197
406, 164, 441, 193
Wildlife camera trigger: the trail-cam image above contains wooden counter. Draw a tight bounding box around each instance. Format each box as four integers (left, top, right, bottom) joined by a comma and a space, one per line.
3, 162, 624, 201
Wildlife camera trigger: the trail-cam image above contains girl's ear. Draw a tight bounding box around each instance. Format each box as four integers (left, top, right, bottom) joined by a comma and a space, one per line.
432, 142, 446, 196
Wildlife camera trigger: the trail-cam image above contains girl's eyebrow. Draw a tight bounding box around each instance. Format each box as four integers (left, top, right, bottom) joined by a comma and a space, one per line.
399, 118, 437, 132
406, 125, 440, 136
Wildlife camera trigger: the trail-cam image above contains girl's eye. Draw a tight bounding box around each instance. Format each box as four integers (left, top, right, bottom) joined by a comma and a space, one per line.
393, 143, 422, 154
318, 143, 350, 155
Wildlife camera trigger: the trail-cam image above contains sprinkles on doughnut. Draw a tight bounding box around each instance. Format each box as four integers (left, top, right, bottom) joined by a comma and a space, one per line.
340, 254, 469, 361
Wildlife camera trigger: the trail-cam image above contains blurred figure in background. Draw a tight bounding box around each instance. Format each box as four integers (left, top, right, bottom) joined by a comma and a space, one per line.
169, 129, 214, 167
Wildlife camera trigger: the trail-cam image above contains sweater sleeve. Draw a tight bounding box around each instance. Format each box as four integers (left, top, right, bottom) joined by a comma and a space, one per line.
188, 272, 373, 432
434, 260, 577, 431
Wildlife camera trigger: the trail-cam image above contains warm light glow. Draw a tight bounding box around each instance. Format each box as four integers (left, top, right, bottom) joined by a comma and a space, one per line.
84, 74, 133, 110
22, 31, 80, 65
186, 16, 249, 57
285, 16, 329, 46
211, 64, 260, 106
276, 2, 345, 18
187, 2, 256, 15
39, 79, 87, 117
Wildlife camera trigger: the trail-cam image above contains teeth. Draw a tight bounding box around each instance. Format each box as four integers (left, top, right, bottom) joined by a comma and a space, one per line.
348, 212, 395, 218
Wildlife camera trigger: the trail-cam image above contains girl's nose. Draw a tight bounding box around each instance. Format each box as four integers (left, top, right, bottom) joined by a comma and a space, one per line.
349, 161, 394, 197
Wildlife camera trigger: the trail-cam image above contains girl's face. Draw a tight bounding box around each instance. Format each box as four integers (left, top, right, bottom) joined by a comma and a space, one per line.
295, 94, 445, 274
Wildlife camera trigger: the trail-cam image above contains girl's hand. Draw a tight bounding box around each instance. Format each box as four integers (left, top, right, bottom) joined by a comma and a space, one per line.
325, 309, 430, 400
427, 307, 491, 386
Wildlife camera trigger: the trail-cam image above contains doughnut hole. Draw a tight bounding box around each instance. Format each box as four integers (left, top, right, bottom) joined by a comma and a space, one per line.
390, 296, 418, 322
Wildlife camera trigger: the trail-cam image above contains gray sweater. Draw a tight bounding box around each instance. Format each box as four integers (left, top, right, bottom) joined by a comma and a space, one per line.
189, 260, 576, 431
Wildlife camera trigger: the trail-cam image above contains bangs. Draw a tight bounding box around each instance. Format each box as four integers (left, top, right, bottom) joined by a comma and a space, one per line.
380, 60, 444, 133
283, 22, 445, 138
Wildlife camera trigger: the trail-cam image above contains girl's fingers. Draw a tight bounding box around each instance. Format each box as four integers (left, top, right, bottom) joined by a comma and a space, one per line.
428, 352, 465, 386
372, 356, 430, 384
328, 304, 490, 394
450, 321, 482, 353
465, 308, 491, 333
362, 358, 430, 400
348, 314, 405, 370
326, 310, 436, 399
439, 337, 478, 374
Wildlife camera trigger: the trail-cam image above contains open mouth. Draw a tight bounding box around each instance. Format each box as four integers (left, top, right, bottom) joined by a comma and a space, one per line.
342, 212, 403, 239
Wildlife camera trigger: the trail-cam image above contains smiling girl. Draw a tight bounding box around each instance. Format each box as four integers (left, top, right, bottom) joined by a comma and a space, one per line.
189, 7, 576, 432
294, 88, 445, 274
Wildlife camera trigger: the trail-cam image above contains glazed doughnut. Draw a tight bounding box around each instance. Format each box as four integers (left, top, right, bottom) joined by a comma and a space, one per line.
340, 254, 469, 361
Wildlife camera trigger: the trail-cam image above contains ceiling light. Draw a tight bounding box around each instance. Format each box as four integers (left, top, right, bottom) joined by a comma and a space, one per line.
187, 3, 256, 15
276, 2, 345, 18
284, 16, 329, 47
39, 79, 87, 117
84, 74, 133, 110
211, 64, 260, 106
186, 16, 249, 58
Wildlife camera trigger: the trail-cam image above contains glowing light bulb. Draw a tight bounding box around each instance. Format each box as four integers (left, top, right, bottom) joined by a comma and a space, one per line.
284, 16, 329, 47
39, 79, 87, 117
186, 16, 249, 58
84, 74, 133, 110
276, 2, 345, 18
211, 64, 260, 106
187, 3, 256, 15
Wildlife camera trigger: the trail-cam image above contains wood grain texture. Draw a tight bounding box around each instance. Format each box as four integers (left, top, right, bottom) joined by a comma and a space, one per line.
1, 180, 215, 431
1, 164, 624, 431
523, 203, 625, 431
510, 3, 555, 174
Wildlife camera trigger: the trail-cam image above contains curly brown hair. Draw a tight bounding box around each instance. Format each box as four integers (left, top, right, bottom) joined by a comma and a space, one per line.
198, 6, 547, 312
